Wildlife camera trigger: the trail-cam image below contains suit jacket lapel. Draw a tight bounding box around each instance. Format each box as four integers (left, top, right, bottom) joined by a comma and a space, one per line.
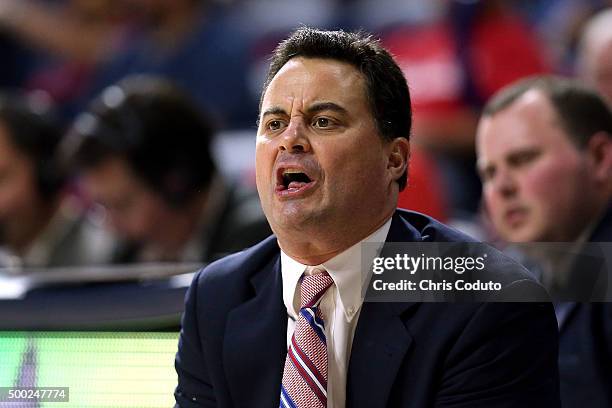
347, 211, 423, 407
560, 205, 612, 332
223, 255, 287, 408
347, 301, 416, 408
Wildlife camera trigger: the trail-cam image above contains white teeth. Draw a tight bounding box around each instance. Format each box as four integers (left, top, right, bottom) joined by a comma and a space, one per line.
283, 169, 303, 175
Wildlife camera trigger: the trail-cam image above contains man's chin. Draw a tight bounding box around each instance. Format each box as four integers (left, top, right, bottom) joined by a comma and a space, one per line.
270, 207, 324, 232
504, 227, 543, 244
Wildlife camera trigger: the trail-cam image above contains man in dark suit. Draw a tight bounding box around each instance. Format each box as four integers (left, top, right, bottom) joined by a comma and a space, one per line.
476, 76, 612, 408
175, 27, 560, 407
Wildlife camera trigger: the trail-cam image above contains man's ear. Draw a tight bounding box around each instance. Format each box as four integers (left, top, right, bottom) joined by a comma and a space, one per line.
387, 137, 410, 183
586, 132, 612, 184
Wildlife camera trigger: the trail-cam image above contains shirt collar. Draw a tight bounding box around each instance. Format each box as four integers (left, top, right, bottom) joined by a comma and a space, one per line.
281, 217, 392, 322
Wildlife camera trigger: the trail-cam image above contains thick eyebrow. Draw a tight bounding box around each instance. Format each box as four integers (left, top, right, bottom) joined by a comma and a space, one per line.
506, 147, 541, 165
260, 102, 348, 120
306, 102, 348, 116
260, 106, 287, 119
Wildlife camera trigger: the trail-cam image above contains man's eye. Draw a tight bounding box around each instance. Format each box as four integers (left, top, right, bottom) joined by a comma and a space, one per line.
313, 117, 330, 128
268, 120, 283, 131
481, 168, 495, 182
510, 150, 540, 167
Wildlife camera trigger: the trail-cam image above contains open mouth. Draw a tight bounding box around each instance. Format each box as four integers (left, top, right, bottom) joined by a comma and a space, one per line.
275, 168, 316, 197
504, 207, 527, 227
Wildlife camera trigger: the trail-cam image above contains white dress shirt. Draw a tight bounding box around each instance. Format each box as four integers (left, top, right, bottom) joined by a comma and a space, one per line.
280, 218, 392, 408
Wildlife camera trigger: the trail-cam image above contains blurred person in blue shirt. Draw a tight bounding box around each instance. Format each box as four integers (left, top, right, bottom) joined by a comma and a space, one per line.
0, 0, 135, 122
86, 0, 255, 129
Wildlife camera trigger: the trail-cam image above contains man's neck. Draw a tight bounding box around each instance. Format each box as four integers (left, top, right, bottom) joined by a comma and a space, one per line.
277, 213, 394, 265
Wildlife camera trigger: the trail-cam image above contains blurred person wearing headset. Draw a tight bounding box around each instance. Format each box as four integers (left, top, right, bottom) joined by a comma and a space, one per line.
61, 76, 271, 264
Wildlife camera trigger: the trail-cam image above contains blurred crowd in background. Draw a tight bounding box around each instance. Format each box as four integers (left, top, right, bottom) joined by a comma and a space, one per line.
1, 0, 612, 271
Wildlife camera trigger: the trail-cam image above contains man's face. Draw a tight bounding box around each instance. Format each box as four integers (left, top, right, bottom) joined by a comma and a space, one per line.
477, 90, 594, 242
255, 57, 399, 241
82, 156, 170, 243
0, 124, 44, 246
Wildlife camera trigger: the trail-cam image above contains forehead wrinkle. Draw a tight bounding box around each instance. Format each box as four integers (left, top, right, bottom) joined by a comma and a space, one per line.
262, 79, 304, 114
265, 57, 364, 111
261, 106, 287, 118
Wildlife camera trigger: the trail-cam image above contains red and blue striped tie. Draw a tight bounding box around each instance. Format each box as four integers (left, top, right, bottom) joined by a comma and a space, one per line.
280, 271, 334, 408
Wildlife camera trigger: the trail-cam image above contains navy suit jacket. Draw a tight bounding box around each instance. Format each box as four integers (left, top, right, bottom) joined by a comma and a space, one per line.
557, 206, 612, 408
175, 210, 560, 407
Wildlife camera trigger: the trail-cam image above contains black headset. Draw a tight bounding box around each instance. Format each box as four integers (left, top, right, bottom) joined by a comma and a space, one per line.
65, 77, 217, 207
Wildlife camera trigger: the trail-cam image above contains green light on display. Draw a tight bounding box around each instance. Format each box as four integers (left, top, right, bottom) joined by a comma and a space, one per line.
0, 332, 179, 407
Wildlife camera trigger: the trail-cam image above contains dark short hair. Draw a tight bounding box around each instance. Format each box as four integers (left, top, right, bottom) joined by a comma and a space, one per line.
483, 75, 612, 147
0, 93, 65, 198
262, 27, 411, 190
62, 76, 216, 207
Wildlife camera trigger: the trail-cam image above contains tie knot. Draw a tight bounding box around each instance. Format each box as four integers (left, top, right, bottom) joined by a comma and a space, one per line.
300, 270, 334, 309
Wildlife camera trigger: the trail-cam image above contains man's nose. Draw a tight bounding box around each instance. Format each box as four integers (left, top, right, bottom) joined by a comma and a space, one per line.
493, 168, 518, 198
279, 119, 311, 153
